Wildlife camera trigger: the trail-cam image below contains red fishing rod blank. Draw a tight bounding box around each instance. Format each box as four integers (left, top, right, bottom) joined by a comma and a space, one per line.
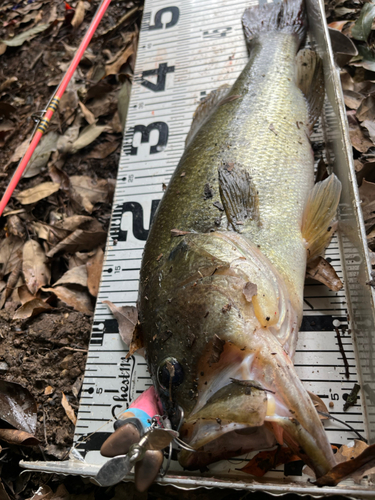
0, 0, 112, 217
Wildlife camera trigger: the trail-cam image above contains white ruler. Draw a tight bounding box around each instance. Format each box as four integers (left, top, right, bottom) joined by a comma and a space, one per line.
73, 0, 366, 481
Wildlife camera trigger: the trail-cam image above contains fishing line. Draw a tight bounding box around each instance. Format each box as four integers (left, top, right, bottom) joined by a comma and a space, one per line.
318, 411, 367, 443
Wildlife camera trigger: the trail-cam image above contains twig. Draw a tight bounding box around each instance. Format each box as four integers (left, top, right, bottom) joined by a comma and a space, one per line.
42, 408, 48, 446
61, 346, 88, 352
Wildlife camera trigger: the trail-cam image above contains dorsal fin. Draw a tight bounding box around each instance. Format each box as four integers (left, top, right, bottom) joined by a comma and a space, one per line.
185, 85, 230, 148
295, 49, 325, 129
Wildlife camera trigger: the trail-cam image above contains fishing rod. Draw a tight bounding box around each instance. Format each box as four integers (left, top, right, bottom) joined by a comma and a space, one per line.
0, 0, 113, 217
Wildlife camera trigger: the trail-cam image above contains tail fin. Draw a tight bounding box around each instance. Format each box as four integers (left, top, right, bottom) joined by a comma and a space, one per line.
242, 0, 306, 45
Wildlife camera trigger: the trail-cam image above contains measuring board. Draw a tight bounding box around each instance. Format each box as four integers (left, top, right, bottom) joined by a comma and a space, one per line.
60, 0, 369, 487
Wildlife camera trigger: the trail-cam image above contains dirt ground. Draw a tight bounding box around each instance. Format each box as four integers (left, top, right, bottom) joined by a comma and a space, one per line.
0, 0, 375, 499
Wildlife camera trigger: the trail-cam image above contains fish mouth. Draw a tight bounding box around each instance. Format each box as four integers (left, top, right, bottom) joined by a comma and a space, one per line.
179, 381, 276, 470
178, 334, 336, 477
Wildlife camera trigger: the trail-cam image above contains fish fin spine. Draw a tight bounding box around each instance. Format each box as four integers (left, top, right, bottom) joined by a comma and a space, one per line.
301, 174, 342, 261
185, 85, 230, 148
242, 0, 306, 45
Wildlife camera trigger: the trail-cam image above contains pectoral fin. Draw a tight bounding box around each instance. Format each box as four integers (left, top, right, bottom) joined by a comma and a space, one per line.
302, 174, 342, 260
296, 49, 324, 129
218, 163, 260, 230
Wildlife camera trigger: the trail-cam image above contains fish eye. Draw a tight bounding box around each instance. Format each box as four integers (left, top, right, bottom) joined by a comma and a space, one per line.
157, 357, 184, 391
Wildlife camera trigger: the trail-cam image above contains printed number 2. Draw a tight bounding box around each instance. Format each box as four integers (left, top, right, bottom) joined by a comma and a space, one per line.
149, 6, 179, 30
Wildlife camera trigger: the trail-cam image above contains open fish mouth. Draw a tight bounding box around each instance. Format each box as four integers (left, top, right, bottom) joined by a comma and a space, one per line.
178, 329, 335, 477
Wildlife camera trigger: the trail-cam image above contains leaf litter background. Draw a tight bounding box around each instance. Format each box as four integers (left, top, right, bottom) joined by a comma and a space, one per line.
0, 0, 374, 499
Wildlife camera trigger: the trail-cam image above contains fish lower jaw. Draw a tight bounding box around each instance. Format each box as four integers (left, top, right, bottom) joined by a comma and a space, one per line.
178, 420, 277, 471
178, 388, 291, 470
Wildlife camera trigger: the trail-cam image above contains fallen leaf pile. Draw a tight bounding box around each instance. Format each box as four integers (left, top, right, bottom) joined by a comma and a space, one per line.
0, 0, 141, 320
326, 1, 375, 253
0, 1, 143, 498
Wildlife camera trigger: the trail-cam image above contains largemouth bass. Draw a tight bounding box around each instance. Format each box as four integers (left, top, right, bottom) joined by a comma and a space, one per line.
138, 0, 340, 478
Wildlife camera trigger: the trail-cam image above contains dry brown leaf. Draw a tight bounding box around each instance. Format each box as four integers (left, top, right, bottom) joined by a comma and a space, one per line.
44, 386, 54, 396
60, 215, 93, 231
0, 428, 39, 446
103, 300, 137, 346
361, 120, 375, 144
68, 252, 93, 269
15, 182, 60, 205
356, 95, 375, 122
5, 137, 29, 168
68, 124, 108, 155
53, 265, 88, 288
0, 260, 22, 309
72, 375, 84, 398
23, 132, 59, 179
70, 175, 109, 213
127, 324, 144, 359
46, 229, 107, 258
78, 101, 96, 125
1, 23, 50, 47
8, 276, 22, 309
7, 215, 26, 238
18, 284, 38, 305
85, 140, 119, 159
56, 117, 82, 154
22, 240, 51, 295
0, 43, 6, 56
87, 247, 104, 297
32, 222, 70, 246
336, 440, 368, 464
43, 286, 93, 315
347, 112, 373, 152
308, 391, 330, 420
71, 0, 85, 29
328, 21, 349, 32
306, 256, 343, 292
359, 179, 375, 223
105, 44, 134, 77
13, 298, 53, 320
61, 392, 77, 425
48, 164, 70, 193
240, 447, 301, 477
315, 442, 375, 486
343, 90, 364, 110
87, 91, 118, 118
0, 236, 23, 277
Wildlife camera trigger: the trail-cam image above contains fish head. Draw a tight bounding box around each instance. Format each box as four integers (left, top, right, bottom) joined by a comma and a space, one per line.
140, 232, 335, 477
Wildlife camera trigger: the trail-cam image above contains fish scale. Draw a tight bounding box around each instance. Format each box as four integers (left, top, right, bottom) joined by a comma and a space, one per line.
19, 0, 375, 496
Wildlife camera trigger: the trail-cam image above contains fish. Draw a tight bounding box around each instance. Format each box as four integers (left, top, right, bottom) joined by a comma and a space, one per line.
138, 0, 341, 479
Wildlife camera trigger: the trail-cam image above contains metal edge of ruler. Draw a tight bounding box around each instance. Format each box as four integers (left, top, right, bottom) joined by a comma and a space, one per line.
19, 0, 375, 495
310, 0, 375, 449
